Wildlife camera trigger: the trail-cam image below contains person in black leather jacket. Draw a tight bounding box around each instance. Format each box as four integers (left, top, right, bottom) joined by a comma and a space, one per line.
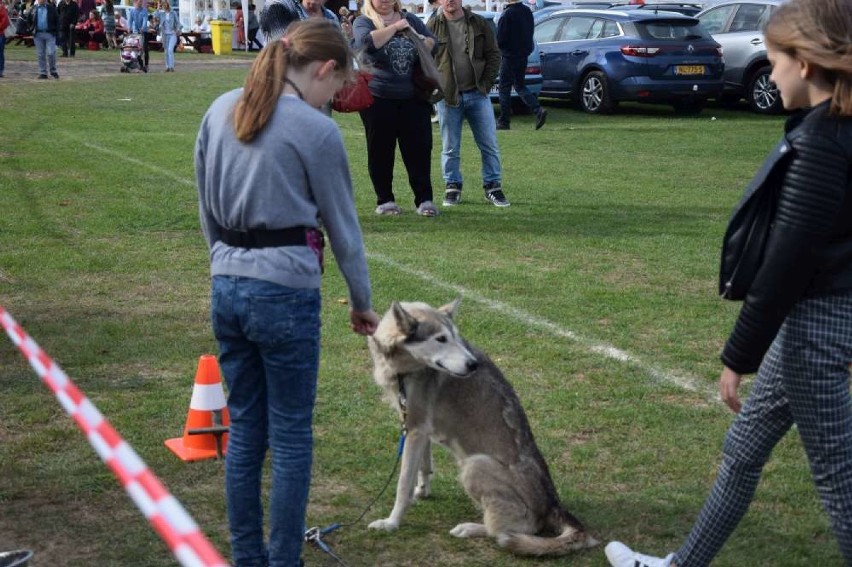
605, 0, 852, 565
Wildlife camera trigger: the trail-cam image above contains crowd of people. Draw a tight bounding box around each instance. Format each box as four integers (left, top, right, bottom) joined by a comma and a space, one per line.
253, 0, 543, 213
5, 0, 202, 74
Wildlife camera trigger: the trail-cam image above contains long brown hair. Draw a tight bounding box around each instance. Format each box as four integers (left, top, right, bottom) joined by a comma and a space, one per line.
233, 19, 353, 142
763, 0, 852, 116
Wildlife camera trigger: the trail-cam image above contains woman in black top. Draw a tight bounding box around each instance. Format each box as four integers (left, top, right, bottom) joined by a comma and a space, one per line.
605, 0, 852, 565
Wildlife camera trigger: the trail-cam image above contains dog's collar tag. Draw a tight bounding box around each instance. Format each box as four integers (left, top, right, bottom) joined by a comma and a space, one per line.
396, 374, 408, 417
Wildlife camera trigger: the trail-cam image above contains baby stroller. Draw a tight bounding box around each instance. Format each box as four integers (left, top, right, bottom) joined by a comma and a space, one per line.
120, 34, 146, 73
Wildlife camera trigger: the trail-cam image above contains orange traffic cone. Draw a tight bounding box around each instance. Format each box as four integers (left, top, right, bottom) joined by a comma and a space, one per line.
165, 354, 230, 462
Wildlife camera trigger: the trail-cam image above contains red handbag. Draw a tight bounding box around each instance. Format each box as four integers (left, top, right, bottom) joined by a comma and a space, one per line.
332, 71, 374, 113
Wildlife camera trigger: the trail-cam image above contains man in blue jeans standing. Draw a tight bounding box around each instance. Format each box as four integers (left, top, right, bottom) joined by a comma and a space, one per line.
28, 0, 59, 79
496, 0, 546, 130
429, 0, 510, 208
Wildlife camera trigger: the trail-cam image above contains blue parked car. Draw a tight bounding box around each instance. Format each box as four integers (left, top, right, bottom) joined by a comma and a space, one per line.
534, 8, 724, 113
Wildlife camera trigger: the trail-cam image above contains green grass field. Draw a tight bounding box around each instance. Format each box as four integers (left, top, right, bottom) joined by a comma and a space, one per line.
0, 43, 842, 566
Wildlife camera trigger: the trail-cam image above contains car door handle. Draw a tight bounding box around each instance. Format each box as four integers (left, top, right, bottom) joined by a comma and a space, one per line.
571, 50, 586, 56
750, 38, 763, 45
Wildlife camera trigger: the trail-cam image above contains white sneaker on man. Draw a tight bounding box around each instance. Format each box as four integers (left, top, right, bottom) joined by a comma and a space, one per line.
605, 541, 675, 567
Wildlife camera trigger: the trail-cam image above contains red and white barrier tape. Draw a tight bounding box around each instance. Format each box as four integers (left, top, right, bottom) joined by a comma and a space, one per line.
0, 306, 229, 567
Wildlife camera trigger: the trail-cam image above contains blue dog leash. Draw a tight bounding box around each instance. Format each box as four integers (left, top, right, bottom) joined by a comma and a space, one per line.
304, 375, 409, 565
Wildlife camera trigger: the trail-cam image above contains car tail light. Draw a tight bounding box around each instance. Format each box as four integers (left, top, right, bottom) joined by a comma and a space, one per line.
621, 46, 660, 57
525, 65, 541, 74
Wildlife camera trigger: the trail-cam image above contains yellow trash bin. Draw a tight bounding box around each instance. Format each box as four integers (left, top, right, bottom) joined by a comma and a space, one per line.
209, 21, 234, 55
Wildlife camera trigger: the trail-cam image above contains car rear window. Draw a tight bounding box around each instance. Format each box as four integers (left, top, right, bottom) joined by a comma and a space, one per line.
636, 19, 709, 40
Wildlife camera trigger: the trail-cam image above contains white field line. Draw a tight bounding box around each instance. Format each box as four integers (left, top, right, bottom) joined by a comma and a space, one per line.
79, 137, 719, 402
79, 141, 196, 188
368, 252, 718, 401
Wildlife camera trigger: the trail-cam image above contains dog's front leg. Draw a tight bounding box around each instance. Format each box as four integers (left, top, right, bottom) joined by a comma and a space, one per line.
414, 438, 432, 500
368, 428, 431, 531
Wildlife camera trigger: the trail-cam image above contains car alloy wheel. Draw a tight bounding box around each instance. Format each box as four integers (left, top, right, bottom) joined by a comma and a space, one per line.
748, 65, 782, 114
580, 71, 614, 114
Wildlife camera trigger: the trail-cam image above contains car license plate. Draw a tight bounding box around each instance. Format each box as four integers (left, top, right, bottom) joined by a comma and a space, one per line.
675, 65, 705, 76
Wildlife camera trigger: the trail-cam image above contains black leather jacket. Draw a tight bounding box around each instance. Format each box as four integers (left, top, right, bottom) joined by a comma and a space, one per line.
721, 100, 852, 374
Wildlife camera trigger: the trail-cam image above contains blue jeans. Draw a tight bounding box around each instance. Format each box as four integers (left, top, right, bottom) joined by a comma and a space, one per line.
437, 90, 502, 187
34, 31, 57, 75
211, 275, 321, 567
164, 33, 177, 69
0, 35, 6, 76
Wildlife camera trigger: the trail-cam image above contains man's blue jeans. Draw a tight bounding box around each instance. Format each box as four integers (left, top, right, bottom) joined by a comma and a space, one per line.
34, 31, 57, 75
437, 90, 502, 187
211, 275, 321, 567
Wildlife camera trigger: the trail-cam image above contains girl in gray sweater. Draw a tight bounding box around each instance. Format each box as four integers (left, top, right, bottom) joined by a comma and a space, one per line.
195, 20, 378, 567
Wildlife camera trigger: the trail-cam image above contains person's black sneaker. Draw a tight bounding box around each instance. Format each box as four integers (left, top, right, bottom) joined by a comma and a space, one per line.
496, 122, 510, 131
51, 72, 59, 79
535, 108, 548, 130
484, 184, 510, 208
38, 74, 48, 79
443, 182, 462, 206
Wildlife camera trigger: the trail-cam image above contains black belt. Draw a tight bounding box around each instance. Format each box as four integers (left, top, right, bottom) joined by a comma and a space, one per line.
218, 226, 308, 249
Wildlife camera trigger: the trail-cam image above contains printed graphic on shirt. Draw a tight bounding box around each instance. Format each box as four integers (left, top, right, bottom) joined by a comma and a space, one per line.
386, 36, 418, 76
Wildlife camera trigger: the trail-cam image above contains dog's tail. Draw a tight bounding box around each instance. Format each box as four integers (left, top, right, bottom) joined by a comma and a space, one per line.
496, 524, 599, 557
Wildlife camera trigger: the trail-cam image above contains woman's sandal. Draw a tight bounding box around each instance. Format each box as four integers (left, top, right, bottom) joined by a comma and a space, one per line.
375, 202, 402, 215
417, 201, 438, 217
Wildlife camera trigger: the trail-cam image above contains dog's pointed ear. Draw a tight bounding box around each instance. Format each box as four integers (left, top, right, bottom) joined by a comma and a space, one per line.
438, 298, 461, 319
391, 301, 418, 336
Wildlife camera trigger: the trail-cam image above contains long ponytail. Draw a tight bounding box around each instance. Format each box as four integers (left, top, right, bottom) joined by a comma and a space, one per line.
233, 19, 353, 142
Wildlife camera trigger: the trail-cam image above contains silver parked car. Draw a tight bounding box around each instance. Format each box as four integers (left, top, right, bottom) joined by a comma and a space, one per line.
697, 0, 784, 114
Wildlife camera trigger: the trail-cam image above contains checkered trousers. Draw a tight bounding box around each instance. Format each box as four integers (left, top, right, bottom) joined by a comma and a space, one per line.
674, 291, 852, 567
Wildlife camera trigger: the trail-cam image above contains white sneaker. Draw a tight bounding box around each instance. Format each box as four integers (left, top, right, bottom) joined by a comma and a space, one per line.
604, 541, 674, 567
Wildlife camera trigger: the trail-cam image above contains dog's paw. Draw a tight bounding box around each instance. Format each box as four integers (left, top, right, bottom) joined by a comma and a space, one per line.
368, 518, 400, 531
449, 523, 488, 539
414, 484, 430, 500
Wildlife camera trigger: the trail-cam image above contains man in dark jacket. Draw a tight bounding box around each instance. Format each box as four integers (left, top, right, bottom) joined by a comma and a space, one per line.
496, 0, 546, 130
57, 0, 78, 57
28, 0, 59, 79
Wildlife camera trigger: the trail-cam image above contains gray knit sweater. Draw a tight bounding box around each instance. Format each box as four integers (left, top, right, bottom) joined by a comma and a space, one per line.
195, 91, 372, 312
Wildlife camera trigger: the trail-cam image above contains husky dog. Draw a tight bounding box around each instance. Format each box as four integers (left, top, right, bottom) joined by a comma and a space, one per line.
366, 300, 598, 556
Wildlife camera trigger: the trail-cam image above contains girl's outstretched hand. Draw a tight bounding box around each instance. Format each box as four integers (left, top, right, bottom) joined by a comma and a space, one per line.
350, 309, 379, 336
